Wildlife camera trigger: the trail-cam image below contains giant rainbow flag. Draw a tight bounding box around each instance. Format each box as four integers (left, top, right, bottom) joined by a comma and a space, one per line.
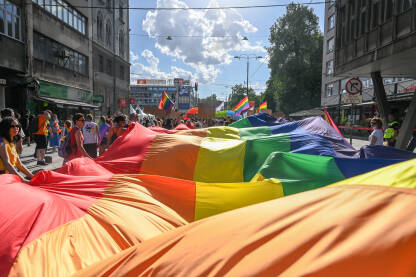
1, 115, 416, 276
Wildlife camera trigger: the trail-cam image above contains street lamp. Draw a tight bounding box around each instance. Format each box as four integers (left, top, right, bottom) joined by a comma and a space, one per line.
234, 54, 263, 97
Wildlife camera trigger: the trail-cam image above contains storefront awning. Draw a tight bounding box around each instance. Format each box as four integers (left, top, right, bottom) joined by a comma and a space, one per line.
37, 96, 99, 109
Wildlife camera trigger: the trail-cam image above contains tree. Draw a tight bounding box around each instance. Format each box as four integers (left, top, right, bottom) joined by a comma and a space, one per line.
267, 4, 323, 115
200, 94, 218, 104
228, 84, 257, 109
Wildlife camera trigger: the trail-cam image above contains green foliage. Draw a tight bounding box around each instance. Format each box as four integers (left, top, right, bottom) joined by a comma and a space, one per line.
200, 94, 218, 104
267, 4, 323, 115
228, 84, 257, 109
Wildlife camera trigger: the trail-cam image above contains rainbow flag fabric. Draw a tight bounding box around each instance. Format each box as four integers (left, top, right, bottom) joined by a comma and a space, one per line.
256, 101, 267, 113
158, 91, 174, 112
1, 115, 416, 276
324, 107, 342, 135
232, 96, 249, 116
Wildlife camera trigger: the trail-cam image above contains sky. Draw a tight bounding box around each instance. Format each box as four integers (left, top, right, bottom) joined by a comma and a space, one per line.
129, 0, 325, 101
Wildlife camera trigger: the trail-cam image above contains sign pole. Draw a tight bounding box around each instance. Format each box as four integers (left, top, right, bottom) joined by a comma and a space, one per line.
350, 103, 354, 145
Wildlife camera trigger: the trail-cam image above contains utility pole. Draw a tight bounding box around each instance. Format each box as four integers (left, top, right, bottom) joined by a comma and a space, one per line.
234, 54, 262, 97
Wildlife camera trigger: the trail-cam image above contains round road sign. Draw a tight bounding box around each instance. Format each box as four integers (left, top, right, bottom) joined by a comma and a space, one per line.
345, 78, 363, 95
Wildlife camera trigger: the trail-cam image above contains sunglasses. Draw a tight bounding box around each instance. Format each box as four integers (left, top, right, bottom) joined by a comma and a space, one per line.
10, 125, 20, 128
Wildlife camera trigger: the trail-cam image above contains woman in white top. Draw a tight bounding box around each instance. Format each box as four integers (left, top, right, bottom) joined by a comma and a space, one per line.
369, 117, 384, 146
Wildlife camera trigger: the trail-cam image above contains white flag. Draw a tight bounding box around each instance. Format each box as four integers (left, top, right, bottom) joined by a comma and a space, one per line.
216, 102, 224, 112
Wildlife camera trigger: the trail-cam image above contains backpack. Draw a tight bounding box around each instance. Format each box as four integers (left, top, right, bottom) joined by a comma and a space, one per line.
29, 116, 39, 134
58, 130, 73, 159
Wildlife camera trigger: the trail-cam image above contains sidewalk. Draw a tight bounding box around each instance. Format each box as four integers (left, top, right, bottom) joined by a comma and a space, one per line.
20, 142, 64, 174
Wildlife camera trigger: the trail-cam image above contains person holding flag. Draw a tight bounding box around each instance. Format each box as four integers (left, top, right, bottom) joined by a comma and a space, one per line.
158, 91, 175, 113
256, 101, 267, 114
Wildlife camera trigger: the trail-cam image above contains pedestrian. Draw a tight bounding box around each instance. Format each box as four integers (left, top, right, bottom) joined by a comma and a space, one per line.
0, 117, 34, 180
384, 113, 400, 147
105, 115, 126, 150
129, 113, 138, 124
1, 108, 25, 154
82, 114, 100, 158
66, 113, 91, 162
22, 110, 31, 146
49, 114, 61, 152
62, 120, 72, 140
33, 110, 51, 165
369, 117, 384, 146
98, 116, 110, 156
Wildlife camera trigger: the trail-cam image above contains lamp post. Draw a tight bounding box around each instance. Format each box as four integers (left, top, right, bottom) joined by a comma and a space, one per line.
234, 54, 262, 97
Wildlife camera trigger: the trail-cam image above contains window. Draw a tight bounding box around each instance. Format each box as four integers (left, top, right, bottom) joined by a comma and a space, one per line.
0, 1, 20, 40
371, 1, 379, 29
33, 32, 88, 75
327, 37, 334, 53
98, 55, 103, 72
327, 84, 334, 96
97, 12, 103, 40
119, 30, 124, 57
120, 65, 124, 80
106, 20, 112, 47
349, 1, 356, 40
106, 59, 112, 75
326, 60, 334, 75
399, 0, 412, 12
32, 0, 86, 35
328, 15, 335, 30
106, 0, 111, 9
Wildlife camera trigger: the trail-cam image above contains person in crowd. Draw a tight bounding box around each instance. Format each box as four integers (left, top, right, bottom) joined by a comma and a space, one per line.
66, 113, 91, 162
0, 117, 33, 180
98, 116, 111, 156
369, 117, 384, 146
1, 108, 25, 154
82, 114, 100, 158
22, 110, 31, 146
106, 115, 126, 149
129, 113, 138, 124
186, 120, 195, 129
62, 120, 72, 140
384, 113, 400, 147
49, 114, 61, 152
33, 110, 51, 165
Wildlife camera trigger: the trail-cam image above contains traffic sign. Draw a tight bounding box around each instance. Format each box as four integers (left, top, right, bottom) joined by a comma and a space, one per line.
345, 78, 363, 95
344, 94, 362, 104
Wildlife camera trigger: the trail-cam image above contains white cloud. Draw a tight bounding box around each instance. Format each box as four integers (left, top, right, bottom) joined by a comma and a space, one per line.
130, 49, 197, 84
141, 0, 265, 83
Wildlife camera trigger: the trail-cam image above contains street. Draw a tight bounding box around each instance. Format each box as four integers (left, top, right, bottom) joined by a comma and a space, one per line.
20, 143, 64, 174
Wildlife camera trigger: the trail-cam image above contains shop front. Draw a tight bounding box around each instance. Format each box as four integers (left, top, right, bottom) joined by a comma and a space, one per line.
30, 80, 98, 120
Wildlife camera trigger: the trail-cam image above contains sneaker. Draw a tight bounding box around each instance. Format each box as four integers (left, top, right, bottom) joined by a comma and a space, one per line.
37, 160, 47, 166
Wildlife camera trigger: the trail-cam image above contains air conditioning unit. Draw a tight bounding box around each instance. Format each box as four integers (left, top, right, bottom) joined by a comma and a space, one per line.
57, 50, 70, 58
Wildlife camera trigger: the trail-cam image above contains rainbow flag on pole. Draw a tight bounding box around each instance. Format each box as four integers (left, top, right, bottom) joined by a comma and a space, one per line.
324, 108, 342, 136
256, 101, 267, 113
158, 91, 175, 113
232, 96, 250, 116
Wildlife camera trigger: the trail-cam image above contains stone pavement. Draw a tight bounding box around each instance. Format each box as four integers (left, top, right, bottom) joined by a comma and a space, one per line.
20, 142, 64, 174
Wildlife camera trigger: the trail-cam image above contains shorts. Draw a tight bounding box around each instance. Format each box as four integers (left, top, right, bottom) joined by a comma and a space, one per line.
84, 143, 98, 158
34, 134, 48, 149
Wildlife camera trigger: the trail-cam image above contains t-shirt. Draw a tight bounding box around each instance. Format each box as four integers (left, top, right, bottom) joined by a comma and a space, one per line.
83, 121, 99, 144
0, 138, 21, 172
369, 129, 384, 146
34, 114, 48, 135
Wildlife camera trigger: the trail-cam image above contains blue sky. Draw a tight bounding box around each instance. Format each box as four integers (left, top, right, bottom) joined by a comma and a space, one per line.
129, 0, 325, 100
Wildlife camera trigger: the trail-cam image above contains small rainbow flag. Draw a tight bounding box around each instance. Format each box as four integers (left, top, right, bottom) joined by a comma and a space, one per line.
256, 101, 267, 113
324, 108, 342, 136
158, 91, 175, 113
232, 96, 250, 116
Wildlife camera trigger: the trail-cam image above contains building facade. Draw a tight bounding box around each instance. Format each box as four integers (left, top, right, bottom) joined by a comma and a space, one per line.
321, 0, 415, 127
131, 79, 197, 112
91, 0, 130, 116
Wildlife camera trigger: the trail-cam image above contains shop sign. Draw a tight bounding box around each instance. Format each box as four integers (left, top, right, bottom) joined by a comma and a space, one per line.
137, 79, 147, 84
93, 95, 105, 103
130, 98, 135, 104
38, 80, 92, 103
404, 85, 416, 93
344, 94, 362, 104
118, 98, 127, 108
